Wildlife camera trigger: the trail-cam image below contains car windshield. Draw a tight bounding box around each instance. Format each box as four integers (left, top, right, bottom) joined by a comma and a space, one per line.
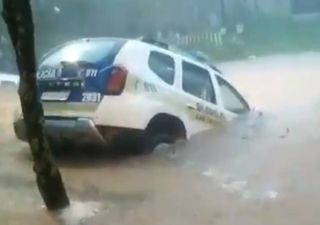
41, 39, 122, 65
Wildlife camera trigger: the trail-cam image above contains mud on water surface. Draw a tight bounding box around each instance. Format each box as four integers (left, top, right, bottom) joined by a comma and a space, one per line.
1, 53, 320, 225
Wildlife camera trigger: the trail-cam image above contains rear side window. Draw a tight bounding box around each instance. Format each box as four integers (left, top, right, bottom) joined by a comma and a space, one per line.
149, 51, 175, 85
41, 39, 124, 66
182, 61, 216, 104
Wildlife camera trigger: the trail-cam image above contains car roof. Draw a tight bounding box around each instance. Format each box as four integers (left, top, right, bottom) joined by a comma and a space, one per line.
47, 37, 222, 74
40, 37, 128, 62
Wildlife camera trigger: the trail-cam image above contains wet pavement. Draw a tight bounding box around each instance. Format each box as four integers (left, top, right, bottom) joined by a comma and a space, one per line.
1, 52, 320, 225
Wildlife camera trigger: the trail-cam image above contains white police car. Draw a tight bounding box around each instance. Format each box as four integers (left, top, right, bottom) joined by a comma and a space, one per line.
13, 37, 250, 154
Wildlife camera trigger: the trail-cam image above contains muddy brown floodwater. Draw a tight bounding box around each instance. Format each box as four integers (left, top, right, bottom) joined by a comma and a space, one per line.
1, 52, 320, 225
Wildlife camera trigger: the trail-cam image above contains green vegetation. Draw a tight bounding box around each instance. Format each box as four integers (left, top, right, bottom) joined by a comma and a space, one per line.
185, 19, 320, 61
1, 1, 320, 63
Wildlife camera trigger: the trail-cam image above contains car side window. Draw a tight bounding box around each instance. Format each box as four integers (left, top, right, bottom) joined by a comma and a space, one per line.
216, 76, 249, 114
182, 61, 216, 104
148, 51, 175, 85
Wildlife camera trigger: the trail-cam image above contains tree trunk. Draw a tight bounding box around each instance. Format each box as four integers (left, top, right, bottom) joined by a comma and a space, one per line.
2, 0, 70, 211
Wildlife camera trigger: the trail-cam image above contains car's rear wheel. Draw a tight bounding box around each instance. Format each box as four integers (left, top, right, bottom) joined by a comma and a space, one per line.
111, 130, 176, 155
111, 114, 186, 155
139, 132, 175, 154
137, 114, 187, 154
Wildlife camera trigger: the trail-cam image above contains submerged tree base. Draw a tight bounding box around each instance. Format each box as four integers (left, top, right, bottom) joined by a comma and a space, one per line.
2, 0, 70, 210
50, 201, 101, 225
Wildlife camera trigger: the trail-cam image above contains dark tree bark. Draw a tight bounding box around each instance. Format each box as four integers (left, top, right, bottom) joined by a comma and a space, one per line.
2, 0, 70, 210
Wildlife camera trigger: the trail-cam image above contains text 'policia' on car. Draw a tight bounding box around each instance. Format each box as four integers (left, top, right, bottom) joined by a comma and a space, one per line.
13, 37, 250, 154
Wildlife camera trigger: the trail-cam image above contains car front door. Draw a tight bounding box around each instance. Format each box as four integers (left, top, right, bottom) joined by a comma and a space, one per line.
181, 61, 222, 129
215, 75, 250, 120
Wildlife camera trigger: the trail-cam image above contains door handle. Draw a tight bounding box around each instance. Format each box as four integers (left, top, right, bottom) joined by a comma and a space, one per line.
187, 104, 197, 110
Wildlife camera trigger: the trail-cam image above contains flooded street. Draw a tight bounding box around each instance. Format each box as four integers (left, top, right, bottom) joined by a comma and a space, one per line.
1, 52, 320, 225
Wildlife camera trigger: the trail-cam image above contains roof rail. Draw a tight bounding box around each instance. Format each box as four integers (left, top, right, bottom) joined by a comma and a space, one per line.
138, 36, 169, 50
187, 51, 222, 73
137, 36, 222, 73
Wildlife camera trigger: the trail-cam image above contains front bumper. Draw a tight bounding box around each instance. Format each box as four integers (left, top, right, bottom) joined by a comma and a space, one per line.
14, 117, 106, 145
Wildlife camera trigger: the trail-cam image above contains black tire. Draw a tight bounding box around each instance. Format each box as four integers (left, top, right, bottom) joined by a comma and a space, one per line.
140, 114, 187, 154
111, 127, 181, 155
112, 132, 175, 155
138, 133, 175, 154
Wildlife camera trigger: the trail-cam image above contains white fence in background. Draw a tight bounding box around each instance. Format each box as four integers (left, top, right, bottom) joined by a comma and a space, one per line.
174, 32, 225, 46
167, 24, 244, 47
